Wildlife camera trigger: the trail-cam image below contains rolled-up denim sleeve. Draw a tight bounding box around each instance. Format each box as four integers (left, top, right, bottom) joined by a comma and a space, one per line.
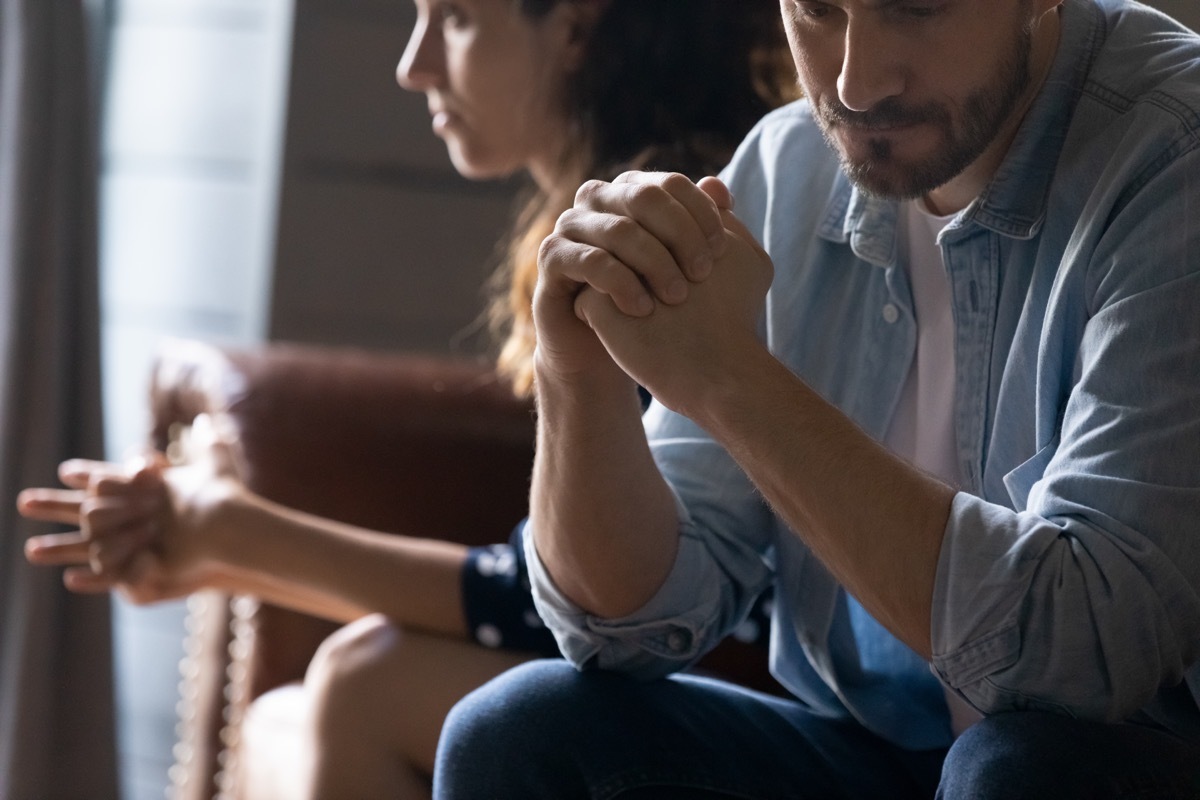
931, 156, 1200, 721
525, 403, 776, 680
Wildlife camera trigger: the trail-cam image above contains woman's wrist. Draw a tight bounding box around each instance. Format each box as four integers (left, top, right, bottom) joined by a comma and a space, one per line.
166, 469, 247, 577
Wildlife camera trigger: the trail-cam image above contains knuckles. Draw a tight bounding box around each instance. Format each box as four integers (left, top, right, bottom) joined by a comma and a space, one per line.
574, 178, 610, 206
657, 171, 694, 196
574, 172, 694, 215
602, 212, 639, 240
623, 181, 672, 216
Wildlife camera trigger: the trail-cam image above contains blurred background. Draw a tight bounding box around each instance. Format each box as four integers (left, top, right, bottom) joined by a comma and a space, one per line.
17, 0, 1200, 797
99, 1, 517, 797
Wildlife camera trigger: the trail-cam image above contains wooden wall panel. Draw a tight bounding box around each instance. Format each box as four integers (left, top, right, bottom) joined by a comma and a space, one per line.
271, 178, 517, 354
269, 0, 520, 355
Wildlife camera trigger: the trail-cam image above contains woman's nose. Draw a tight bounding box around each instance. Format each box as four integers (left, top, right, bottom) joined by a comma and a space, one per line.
396, 17, 441, 92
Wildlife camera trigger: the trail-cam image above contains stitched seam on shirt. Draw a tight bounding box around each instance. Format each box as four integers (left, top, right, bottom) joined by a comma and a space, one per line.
1080, 82, 1200, 150
933, 621, 1021, 688
979, 675, 1078, 718
1079, 79, 1200, 162
1144, 91, 1200, 148
1080, 80, 1134, 116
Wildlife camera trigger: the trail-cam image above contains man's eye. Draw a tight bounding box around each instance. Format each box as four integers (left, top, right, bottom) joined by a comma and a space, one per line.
789, 1, 833, 20
895, 4, 944, 19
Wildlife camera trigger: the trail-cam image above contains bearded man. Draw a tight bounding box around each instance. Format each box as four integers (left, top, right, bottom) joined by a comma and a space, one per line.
435, 1, 1200, 797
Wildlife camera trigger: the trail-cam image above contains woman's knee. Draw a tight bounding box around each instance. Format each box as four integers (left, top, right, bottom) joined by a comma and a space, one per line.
305, 613, 406, 721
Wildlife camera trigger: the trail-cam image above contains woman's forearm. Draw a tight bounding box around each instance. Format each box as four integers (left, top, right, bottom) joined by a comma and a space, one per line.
204, 490, 472, 637
200, 562, 372, 624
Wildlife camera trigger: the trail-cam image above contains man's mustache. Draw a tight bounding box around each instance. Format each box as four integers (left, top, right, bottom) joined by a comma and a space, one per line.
818, 96, 948, 130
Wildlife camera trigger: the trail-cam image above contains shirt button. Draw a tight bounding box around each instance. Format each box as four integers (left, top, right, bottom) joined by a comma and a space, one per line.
475, 624, 503, 648
666, 629, 691, 653
882, 304, 900, 324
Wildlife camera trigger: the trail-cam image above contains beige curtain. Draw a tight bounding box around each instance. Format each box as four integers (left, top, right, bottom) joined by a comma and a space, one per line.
0, 0, 117, 797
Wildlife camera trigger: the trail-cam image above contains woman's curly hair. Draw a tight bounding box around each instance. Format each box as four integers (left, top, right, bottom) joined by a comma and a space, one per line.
490, 0, 798, 396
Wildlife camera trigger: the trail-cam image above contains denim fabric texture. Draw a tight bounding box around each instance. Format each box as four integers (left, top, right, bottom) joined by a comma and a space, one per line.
435, 662, 1200, 799
525, 0, 1200, 752
436, 660, 947, 800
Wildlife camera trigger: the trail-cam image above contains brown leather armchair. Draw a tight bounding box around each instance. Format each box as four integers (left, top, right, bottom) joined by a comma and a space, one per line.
150, 338, 778, 800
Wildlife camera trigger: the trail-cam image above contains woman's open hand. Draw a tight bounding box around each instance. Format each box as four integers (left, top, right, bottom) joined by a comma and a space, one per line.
17, 414, 242, 604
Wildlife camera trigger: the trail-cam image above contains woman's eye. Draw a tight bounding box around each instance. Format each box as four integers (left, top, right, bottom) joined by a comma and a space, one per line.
436, 2, 468, 28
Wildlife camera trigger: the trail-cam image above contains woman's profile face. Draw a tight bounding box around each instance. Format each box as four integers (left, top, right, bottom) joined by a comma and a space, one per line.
397, 0, 578, 185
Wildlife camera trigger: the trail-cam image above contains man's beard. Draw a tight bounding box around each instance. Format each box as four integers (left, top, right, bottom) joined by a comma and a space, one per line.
814, 21, 1034, 200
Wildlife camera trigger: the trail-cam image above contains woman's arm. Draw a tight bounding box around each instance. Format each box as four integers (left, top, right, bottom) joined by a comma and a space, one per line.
19, 456, 471, 637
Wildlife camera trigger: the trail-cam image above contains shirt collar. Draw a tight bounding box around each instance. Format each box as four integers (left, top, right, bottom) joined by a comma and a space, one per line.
817, 0, 1106, 259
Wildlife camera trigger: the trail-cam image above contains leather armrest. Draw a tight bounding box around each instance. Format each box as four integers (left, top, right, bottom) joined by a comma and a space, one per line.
150, 339, 536, 545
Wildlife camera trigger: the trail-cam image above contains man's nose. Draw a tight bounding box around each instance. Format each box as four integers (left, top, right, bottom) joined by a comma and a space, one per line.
836, 19, 904, 112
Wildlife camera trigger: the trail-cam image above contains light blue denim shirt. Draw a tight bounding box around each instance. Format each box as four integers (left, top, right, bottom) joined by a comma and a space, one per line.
526, 0, 1200, 750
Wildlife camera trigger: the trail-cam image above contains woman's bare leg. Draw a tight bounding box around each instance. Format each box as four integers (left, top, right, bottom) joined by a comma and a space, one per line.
300, 614, 531, 799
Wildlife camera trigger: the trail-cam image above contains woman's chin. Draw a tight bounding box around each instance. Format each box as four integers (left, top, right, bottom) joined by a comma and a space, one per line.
446, 147, 520, 183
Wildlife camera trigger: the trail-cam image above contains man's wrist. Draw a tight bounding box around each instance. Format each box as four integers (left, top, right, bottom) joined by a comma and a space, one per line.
533, 348, 636, 405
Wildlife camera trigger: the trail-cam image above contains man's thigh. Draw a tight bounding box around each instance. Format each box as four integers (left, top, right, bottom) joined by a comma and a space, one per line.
435, 659, 945, 800
938, 711, 1200, 800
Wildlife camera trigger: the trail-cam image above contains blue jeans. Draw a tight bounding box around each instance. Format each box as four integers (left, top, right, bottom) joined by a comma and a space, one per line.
434, 660, 1200, 799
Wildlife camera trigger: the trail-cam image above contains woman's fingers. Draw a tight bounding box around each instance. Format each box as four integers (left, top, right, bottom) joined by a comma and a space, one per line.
63, 566, 117, 594
80, 493, 161, 538
58, 458, 121, 490
89, 533, 135, 576
31, 524, 165, 598
86, 517, 160, 576
25, 532, 90, 565
16, 488, 84, 525
22, 455, 178, 600
23, 458, 163, 519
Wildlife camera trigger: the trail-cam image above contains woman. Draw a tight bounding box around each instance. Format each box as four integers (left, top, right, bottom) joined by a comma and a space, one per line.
19, 0, 795, 797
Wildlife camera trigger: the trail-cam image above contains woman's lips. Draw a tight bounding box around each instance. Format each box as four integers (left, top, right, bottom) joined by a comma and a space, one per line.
431, 109, 457, 136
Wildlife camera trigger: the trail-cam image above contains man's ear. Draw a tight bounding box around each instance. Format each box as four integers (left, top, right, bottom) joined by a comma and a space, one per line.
553, 0, 612, 73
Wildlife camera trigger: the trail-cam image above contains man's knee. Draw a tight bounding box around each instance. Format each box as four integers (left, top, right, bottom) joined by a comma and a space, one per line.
938, 711, 1199, 800
437, 659, 636, 797
938, 713, 1051, 800
440, 659, 592, 761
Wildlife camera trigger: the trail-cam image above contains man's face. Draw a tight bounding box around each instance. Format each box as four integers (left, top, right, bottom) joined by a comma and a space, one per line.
782, 0, 1037, 200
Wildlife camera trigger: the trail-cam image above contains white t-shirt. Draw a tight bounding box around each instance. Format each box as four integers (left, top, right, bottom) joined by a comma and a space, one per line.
885, 199, 960, 488
886, 198, 983, 736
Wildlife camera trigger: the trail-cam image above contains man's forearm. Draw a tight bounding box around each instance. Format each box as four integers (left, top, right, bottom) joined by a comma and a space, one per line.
692, 346, 954, 658
529, 367, 681, 619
